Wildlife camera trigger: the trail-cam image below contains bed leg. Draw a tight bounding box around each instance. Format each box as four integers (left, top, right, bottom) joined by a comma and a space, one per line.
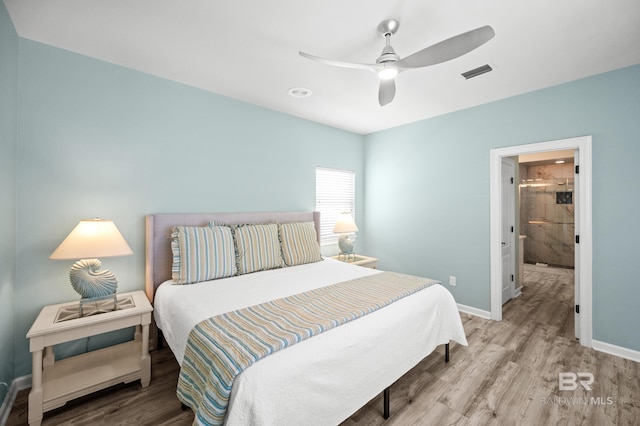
383, 387, 390, 419
445, 343, 450, 363
158, 329, 164, 350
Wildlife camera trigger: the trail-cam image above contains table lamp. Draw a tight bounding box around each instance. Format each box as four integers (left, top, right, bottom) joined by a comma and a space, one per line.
333, 212, 359, 260
50, 218, 133, 313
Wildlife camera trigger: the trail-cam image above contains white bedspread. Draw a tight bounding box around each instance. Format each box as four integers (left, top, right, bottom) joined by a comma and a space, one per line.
154, 258, 468, 425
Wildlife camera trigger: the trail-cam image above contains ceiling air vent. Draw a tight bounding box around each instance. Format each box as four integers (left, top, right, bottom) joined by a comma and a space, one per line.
462, 64, 493, 79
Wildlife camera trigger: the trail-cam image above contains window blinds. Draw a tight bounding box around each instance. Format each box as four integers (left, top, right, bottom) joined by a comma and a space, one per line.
315, 167, 356, 246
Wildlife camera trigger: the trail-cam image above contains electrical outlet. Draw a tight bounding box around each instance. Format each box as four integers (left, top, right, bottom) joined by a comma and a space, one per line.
449, 276, 457, 286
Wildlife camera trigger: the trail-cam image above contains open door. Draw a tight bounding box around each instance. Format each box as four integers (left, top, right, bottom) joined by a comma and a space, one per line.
501, 157, 516, 305
573, 149, 581, 340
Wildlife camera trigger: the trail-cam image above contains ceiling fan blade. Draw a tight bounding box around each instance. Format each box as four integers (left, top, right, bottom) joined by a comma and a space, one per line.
299, 52, 377, 72
378, 78, 396, 106
397, 25, 495, 69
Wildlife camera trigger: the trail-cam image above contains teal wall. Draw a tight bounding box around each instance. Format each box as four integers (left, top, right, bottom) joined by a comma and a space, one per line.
12, 39, 365, 377
363, 65, 640, 351
0, 0, 18, 403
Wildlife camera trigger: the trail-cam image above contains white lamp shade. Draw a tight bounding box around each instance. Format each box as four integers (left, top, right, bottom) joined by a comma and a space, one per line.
332, 213, 359, 234
50, 219, 133, 260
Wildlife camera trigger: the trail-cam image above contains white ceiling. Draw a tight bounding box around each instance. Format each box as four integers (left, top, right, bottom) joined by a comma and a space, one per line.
5, 0, 640, 134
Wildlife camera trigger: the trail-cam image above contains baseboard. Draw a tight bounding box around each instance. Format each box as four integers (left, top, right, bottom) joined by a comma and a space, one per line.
592, 340, 640, 363
513, 287, 522, 299
457, 304, 492, 320
0, 375, 31, 426
13, 375, 31, 393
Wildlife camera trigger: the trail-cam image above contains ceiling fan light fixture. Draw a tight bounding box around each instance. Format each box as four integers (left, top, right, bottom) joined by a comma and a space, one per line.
378, 66, 398, 80
299, 19, 495, 106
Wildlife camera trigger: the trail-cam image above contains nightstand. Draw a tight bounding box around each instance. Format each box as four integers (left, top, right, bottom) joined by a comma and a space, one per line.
331, 254, 379, 269
26, 290, 153, 426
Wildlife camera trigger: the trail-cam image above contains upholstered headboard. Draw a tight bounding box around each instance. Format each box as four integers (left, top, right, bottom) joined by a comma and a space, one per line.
145, 211, 321, 302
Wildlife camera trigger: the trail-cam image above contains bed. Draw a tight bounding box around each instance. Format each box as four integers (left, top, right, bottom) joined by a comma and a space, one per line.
145, 211, 468, 425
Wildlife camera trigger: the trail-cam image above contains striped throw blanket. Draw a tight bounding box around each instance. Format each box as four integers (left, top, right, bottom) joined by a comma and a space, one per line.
177, 271, 438, 425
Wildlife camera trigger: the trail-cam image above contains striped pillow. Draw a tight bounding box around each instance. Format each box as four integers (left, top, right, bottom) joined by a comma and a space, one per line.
232, 223, 284, 275
171, 225, 236, 284
279, 222, 322, 266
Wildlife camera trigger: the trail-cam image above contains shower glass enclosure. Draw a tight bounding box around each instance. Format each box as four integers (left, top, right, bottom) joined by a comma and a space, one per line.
519, 174, 575, 268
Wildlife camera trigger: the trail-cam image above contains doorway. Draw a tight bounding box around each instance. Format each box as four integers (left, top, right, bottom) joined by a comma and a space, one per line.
519, 151, 576, 271
515, 151, 577, 338
489, 136, 592, 348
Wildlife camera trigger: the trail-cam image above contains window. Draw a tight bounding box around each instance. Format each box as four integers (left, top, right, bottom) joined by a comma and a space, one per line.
315, 167, 356, 246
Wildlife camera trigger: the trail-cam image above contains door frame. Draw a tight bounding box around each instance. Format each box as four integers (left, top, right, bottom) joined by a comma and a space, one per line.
489, 135, 592, 347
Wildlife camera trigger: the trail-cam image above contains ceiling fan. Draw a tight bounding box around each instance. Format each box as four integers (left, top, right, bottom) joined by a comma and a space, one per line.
299, 20, 495, 106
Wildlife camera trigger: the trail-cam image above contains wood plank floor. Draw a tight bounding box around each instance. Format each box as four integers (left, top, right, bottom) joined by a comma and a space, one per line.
8, 266, 640, 425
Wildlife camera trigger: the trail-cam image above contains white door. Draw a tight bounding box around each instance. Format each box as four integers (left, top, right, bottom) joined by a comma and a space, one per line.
573, 149, 581, 339
501, 157, 516, 305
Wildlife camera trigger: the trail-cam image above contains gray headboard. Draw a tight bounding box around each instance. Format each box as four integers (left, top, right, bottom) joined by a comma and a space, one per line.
145, 211, 321, 302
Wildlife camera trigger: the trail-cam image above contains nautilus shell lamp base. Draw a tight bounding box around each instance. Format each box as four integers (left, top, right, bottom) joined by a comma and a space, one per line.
337, 234, 356, 262
70, 258, 119, 317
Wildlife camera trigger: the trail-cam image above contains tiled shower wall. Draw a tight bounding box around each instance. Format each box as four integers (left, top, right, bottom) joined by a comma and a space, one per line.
519, 163, 575, 268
